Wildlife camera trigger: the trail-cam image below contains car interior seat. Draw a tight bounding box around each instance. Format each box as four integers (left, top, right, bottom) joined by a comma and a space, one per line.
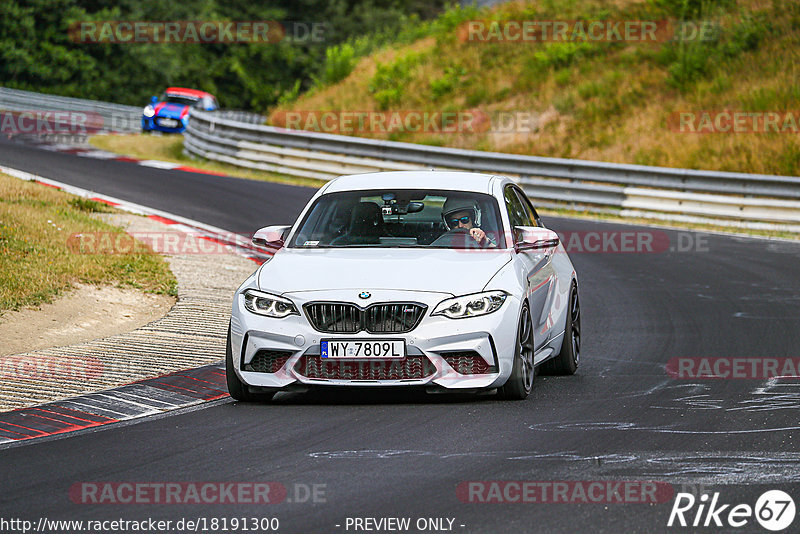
329, 201, 385, 245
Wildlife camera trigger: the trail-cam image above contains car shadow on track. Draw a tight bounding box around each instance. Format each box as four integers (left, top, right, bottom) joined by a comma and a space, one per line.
246, 387, 503, 405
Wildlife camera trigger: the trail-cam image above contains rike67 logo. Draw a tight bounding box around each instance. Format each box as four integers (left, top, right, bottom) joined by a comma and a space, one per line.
668, 490, 796, 531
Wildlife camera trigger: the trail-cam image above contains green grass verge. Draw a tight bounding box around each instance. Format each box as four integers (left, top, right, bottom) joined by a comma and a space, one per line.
0, 172, 177, 313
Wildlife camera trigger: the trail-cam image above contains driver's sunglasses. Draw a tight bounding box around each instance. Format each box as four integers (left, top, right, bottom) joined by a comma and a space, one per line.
448, 215, 472, 228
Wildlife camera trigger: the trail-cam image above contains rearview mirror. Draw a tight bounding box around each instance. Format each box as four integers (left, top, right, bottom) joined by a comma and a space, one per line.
514, 226, 560, 252
252, 225, 291, 249
407, 202, 424, 213
382, 201, 425, 215
150, 96, 158, 104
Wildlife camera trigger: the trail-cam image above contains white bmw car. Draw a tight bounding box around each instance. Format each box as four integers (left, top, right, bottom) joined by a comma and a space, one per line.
227, 171, 580, 401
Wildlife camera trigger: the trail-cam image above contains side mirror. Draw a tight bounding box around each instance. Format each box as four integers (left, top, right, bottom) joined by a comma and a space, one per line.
252, 225, 291, 249
150, 96, 158, 104
514, 226, 559, 252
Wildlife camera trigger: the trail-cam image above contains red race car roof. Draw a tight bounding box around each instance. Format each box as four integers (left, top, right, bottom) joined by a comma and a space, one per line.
165, 87, 214, 99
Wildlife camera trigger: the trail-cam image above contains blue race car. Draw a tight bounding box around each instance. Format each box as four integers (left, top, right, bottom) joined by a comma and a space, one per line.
141, 87, 218, 133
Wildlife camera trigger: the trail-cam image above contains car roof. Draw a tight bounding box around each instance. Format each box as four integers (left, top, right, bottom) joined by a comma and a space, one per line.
323, 171, 503, 194
165, 87, 213, 99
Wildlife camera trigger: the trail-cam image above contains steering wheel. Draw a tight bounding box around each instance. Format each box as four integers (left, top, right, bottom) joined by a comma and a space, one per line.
433, 227, 487, 249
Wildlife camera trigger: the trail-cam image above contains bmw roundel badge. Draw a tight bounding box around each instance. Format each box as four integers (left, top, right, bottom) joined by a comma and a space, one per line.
359, 291, 371, 299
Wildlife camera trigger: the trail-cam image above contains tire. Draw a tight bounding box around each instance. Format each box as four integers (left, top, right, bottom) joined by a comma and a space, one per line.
226, 324, 276, 402
541, 282, 580, 376
498, 303, 535, 400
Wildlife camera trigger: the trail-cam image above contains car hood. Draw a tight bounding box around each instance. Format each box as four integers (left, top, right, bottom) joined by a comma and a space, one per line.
258, 248, 512, 297
154, 103, 189, 119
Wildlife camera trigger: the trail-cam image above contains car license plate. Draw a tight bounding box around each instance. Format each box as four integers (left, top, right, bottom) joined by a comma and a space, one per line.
321, 340, 405, 359
159, 118, 179, 127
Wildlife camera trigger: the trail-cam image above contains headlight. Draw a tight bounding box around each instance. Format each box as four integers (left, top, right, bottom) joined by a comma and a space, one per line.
143, 105, 155, 118
242, 289, 299, 318
431, 290, 507, 319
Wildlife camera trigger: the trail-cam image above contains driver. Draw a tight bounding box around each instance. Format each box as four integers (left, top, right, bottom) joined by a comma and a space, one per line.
441, 197, 497, 247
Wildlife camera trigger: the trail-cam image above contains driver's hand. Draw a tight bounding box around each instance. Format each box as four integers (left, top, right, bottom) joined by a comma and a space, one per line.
470, 228, 487, 244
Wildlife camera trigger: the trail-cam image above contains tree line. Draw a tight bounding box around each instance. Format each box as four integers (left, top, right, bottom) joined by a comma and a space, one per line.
0, 0, 446, 110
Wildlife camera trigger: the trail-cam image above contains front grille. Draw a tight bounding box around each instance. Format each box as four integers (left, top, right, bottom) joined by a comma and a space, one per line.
441, 351, 495, 374
243, 349, 293, 373
295, 355, 436, 380
305, 303, 361, 333
365, 303, 426, 333
304, 302, 426, 334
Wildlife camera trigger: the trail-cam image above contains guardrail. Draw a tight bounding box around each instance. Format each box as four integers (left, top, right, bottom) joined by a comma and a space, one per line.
214, 110, 267, 125
185, 109, 800, 230
0, 87, 142, 134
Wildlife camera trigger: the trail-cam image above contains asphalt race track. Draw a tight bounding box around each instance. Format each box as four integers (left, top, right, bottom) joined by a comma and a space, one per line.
0, 137, 315, 232
1, 136, 799, 533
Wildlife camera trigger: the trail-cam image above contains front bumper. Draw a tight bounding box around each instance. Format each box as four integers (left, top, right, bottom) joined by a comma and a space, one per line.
142, 116, 187, 133
230, 289, 520, 391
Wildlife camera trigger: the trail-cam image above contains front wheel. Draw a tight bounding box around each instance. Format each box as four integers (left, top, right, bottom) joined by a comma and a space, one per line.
226, 324, 275, 402
498, 303, 535, 400
541, 282, 580, 375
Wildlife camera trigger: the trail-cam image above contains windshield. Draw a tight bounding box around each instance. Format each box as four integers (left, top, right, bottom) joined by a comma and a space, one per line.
159, 93, 199, 107
289, 189, 506, 249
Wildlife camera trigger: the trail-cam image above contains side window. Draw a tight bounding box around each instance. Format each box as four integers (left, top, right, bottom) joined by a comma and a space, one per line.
292, 199, 338, 245
503, 186, 528, 228
513, 187, 540, 227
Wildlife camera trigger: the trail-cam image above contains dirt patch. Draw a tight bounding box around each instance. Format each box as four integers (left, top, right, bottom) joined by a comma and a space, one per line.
0, 210, 257, 411
0, 283, 175, 357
